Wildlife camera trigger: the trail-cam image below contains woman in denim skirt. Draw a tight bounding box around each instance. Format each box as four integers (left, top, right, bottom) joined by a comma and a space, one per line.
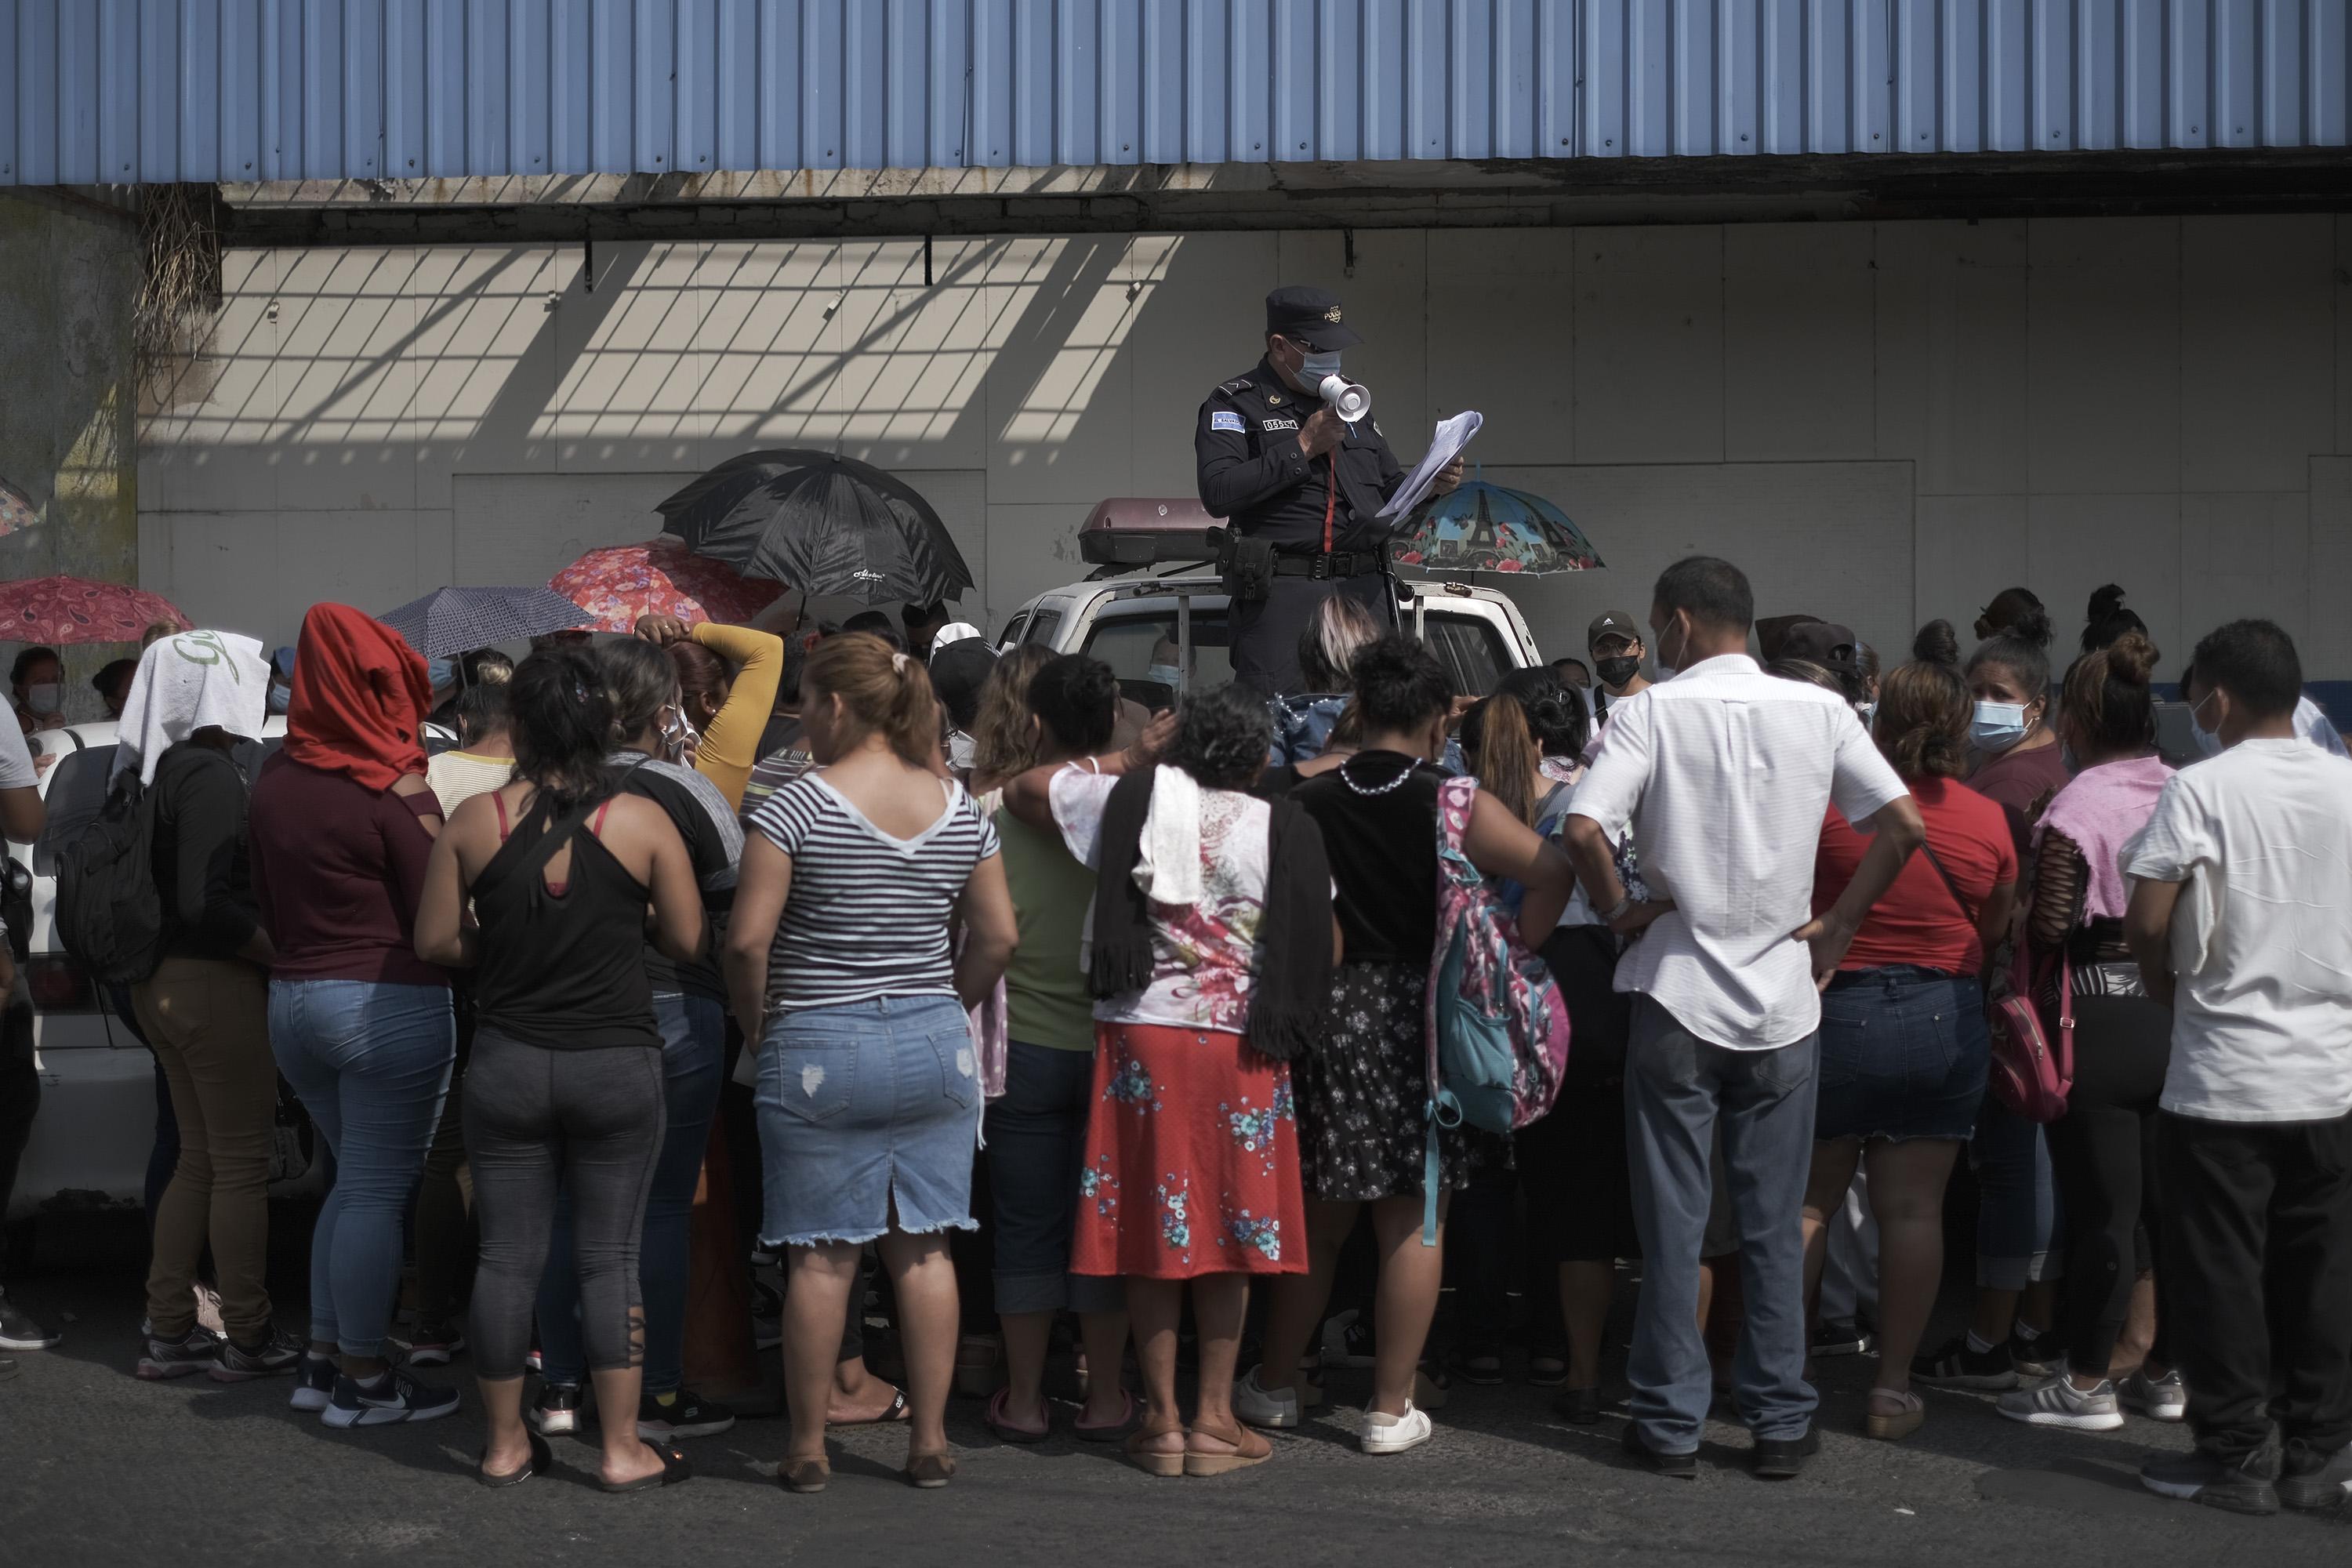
1798, 659, 2019, 1441
725, 633, 1018, 1494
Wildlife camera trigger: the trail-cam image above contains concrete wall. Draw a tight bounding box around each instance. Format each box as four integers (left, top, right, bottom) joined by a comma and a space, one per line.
1, 191, 142, 718
138, 216, 2352, 682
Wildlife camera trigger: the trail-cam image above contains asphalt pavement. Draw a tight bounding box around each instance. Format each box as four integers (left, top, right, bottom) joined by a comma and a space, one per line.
3, 1216, 2347, 1568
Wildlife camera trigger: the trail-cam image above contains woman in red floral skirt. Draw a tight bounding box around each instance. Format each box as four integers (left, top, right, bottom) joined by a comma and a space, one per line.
1004, 684, 1337, 1478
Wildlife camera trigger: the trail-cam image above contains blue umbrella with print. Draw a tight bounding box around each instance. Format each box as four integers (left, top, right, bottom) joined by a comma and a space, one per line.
1387, 480, 1603, 577
376, 586, 593, 659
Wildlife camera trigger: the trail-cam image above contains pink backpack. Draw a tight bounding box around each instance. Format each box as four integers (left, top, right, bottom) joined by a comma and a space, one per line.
1421, 776, 1572, 1239
1989, 941, 2074, 1123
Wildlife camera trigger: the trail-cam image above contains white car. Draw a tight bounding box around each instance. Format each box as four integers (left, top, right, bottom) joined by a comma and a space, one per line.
1001, 499, 1545, 709
7, 718, 317, 1227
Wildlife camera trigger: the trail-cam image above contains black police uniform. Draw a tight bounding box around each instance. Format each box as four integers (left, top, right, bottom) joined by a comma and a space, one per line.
1195, 295, 1406, 697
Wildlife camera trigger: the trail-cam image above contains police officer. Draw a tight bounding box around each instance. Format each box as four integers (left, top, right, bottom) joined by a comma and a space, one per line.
1196, 285, 1462, 696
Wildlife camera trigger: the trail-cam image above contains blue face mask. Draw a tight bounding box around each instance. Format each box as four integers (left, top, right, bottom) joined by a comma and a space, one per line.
1971, 700, 2029, 753
2190, 691, 2223, 757
267, 681, 292, 717
1145, 663, 1182, 690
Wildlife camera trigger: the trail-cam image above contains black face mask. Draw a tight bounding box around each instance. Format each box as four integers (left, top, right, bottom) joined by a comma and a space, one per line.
1595, 655, 1641, 688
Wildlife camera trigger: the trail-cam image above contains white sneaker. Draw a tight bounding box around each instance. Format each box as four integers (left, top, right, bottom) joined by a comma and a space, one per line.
1997, 1373, 2124, 1431
2119, 1367, 2187, 1422
1361, 1403, 1432, 1455
1233, 1366, 1302, 1430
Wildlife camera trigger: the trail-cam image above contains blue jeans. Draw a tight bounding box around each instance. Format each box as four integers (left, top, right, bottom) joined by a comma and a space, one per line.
269, 978, 456, 1357
1624, 996, 1819, 1450
537, 993, 726, 1396
984, 1040, 1123, 1316
1972, 1093, 2063, 1289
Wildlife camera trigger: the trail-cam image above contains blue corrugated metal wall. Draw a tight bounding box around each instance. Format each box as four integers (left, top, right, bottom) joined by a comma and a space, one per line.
3, 1, 2347, 186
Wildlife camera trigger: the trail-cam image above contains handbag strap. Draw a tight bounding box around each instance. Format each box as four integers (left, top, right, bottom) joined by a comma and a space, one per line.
1916, 837, 1975, 926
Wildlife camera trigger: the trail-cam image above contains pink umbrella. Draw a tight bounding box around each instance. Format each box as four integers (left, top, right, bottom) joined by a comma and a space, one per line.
0, 575, 188, 644
550, 537, 783, 633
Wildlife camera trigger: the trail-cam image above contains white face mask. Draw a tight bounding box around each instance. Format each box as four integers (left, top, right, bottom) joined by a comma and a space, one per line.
24, 682, 60, 713
2190, 690, 2223, 757
1145, 663, 1182, 690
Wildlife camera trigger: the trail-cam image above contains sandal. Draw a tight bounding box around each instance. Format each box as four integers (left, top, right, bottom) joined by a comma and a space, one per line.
1865, 1388, 1924, 1442
599, 1437, 693, 1493
476, 1430, 552, 1489
902, 1449, 957, 1489
1074, 1387, 1137, 1443
1123, 1422, 1189, 1479
833, 1385, 911, 1427
1527, 1347, 1570, 1388
778, 1454, 832, 1494
1183, 1419, 1273, 1478
982, 1387, 1051, 1445
1295, 1354, 1328, 1412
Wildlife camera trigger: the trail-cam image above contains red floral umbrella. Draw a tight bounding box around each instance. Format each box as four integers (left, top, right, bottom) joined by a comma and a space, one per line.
550, 537, 783, 633
0, 575, 188, 644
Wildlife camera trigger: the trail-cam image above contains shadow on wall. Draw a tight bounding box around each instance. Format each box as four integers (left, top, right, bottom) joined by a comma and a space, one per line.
0, 193, 143, 720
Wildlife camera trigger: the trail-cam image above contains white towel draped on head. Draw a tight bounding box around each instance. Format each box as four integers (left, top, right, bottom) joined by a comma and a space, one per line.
1131, 764, 1203, 906
113, 630, 271, 787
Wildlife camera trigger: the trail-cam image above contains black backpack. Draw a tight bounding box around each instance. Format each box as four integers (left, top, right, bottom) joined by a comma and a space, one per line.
56, 775, 165, 985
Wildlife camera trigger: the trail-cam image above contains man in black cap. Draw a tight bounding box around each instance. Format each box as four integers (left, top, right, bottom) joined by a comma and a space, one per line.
1587, 609, 1653, 731
1196, 285, 1462, 695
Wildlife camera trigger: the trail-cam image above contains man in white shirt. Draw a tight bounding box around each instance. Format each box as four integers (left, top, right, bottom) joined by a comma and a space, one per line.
2124, 619, 2352, 1516
0, 714, 53, 1363
1563, 557, 1924, 1480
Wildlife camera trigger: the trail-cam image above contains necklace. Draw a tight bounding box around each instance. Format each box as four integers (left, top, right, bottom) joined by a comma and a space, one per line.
1337, 754, 1415, 797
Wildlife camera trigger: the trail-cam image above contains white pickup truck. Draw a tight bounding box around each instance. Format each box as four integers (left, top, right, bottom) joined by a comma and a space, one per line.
994, 498, 1544, 709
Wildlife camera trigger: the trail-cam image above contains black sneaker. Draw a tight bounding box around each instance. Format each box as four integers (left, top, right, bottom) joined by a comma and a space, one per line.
2141, 1448, 2279, 1515
532, 1381, 586, 1436
2008, 1323, 2061, 1380
1335, 1312, 1376, 1368
289, 1351, 336, 1412
1812, 1319, 1873, 1358
0, 1290, 60, 1351
321, 1367, 461, 1428
1910, 1335, 2017, 1391
212, 1324, 305, 1382
136, 1328, 221, 1381
2278, 1442, 2352, 1512
401, 1320, 466, 1367
1620, 1420, 1698, 1479
638, 1388, 737, 1439
1751, 1427, 1820, 1480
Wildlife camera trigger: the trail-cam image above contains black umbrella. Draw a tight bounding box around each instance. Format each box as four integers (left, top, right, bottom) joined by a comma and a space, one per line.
378, 586, 590, 658
657, 449, 975, 608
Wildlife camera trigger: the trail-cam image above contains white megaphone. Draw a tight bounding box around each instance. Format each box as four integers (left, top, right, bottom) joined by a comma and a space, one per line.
1319, 374, 1373, 425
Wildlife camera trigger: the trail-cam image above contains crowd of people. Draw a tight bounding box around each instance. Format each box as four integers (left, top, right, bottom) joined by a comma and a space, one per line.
0, 566, 2348, 1518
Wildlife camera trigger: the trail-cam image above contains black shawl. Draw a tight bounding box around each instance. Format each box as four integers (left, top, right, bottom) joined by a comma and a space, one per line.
1087, 765, 1334, 1062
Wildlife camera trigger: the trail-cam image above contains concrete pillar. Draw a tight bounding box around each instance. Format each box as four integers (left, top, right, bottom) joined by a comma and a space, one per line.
0, 190, 142, 724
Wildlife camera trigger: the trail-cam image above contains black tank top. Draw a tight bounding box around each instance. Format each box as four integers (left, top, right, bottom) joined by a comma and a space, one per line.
470, 791, 660, 1051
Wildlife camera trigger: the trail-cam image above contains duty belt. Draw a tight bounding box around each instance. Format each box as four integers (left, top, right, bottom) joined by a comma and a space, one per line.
1272, 549, 1382, 579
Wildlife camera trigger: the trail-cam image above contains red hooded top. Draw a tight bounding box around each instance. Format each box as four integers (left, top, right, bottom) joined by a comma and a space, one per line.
282, 604, 434, 790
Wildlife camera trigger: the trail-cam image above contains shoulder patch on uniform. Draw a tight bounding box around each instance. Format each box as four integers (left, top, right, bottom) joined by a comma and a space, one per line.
1210, 410, 1245, 433
1216, 376, 1254, 396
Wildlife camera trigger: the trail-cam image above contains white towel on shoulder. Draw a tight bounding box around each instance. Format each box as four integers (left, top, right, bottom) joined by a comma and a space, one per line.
113, 630, 270, 786
1131, 764, 1203, 907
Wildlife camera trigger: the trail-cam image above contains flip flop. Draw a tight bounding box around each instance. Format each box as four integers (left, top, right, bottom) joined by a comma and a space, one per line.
982, 1386, 1051, 1444
476, 1430, 552, 1489
598, 1437, 692, 1494
832, 1385, 911, 1427
1073, 1387, 1137, 1443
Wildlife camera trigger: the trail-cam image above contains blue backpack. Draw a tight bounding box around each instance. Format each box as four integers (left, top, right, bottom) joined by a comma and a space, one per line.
1421, 776, 1572, 1241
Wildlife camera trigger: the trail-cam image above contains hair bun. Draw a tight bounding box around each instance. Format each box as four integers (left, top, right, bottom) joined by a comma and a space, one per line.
1911, 619, 1960, 667
2105, 629, 2159, 688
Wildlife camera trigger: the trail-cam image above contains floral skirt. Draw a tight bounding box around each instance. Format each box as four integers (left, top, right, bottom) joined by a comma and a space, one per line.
1294, 960, 1504, 1203
1071, 1022, 1308, 1279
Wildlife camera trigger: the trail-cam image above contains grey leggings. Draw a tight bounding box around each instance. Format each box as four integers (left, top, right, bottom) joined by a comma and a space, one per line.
464, 1029, 663, 1381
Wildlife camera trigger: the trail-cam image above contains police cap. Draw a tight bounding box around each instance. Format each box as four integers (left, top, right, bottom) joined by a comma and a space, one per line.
1265, 285, 1364, 352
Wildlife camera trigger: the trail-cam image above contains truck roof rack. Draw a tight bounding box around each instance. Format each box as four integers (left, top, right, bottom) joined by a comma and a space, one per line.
1077, 497, 1220, 568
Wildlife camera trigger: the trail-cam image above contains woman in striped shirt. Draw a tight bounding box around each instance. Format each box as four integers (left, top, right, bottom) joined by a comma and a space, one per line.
724, 633, 1018, 1495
